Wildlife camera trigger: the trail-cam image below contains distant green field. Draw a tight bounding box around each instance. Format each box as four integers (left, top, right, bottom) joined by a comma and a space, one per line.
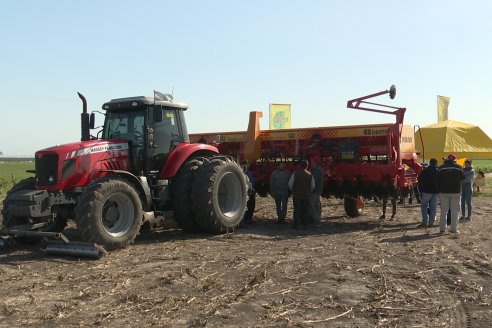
0, 160, 35, 199
0, 159, 491, 200
471, 159, 492, 173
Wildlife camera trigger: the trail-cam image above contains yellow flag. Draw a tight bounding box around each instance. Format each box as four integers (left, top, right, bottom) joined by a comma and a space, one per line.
269, 104, 291, 129
437, 95, 450, 122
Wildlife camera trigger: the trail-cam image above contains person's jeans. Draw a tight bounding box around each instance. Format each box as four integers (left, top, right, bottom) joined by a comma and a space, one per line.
293, 196, 310, 227
274, 191, 289, 221
420, 192, 438, 225
439, 193, 461, 232
461, 183, 473, 218
309, 193, 322, 224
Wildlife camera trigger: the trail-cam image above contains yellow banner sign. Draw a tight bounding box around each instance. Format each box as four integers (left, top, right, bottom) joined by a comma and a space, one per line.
269, 104, 291, 129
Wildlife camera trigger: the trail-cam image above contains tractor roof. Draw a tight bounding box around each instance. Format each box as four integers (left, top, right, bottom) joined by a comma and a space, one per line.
102, 96, 188, 111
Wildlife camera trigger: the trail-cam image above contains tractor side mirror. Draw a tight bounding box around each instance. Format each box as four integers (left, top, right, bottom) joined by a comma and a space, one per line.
153, 108, 163, 122
89, 112, 95, 129
147, 127, 156, 148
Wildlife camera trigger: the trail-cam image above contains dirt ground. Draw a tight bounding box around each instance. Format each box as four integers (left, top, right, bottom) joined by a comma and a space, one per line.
1, 193, 491, 328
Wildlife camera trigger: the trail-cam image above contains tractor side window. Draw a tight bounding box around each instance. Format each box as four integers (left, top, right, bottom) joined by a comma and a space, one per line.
154, 110, 181, 151
148, 109, 181, 170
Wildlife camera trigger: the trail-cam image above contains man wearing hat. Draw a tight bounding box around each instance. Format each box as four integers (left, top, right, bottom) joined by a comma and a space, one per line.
437, 154, 465, 234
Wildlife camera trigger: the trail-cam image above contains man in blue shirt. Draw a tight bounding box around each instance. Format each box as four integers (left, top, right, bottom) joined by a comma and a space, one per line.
460, 159, 475, 221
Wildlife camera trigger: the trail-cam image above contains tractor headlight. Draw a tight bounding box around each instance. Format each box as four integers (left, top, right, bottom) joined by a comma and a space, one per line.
47, 176, 55, 183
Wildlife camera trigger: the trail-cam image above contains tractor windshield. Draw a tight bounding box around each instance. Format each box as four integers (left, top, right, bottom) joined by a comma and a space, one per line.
102, 111, 145, 146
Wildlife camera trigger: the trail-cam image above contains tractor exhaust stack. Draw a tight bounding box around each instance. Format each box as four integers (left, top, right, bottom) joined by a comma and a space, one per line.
78, 92, 90, 141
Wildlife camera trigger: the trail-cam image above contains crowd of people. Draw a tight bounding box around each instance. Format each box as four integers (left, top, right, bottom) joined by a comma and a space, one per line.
419, 154, 475, 234
240, 153, 478, 235
240, 157, 324, 229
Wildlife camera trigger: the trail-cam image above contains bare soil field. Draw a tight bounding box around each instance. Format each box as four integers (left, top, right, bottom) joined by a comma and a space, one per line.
1, 195, 491, 327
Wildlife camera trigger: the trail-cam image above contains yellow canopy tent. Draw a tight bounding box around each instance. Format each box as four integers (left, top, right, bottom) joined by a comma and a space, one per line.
415, 120, 492, 162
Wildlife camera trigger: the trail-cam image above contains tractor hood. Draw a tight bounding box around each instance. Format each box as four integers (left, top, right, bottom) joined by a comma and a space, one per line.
38, 139, 130, 160
35, 139, 131, 191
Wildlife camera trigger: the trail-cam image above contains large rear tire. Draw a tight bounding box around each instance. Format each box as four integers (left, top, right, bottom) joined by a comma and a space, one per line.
1, 177, 66, 232
75, 178, 142, 250
169, 157, 205, 232
191, 157, 247, 233
344, 196, 364, 218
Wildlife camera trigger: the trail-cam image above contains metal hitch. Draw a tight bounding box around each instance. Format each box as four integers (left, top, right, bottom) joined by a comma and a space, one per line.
0, 227, 107, 259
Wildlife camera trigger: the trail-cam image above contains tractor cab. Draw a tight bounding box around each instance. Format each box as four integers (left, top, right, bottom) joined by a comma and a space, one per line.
99, 93, 190, 175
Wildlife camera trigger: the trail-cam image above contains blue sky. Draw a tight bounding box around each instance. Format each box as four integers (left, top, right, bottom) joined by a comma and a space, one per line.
1, 0, 491, 156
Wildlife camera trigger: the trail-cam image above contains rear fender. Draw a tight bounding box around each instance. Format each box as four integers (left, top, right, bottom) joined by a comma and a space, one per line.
160, 143, 218, 179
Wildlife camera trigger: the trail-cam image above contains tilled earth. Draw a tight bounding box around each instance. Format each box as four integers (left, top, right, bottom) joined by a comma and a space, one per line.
1, 196, 491, 327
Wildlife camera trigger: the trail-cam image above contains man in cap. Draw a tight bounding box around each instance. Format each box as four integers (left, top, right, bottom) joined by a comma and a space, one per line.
437, 154, 465, 234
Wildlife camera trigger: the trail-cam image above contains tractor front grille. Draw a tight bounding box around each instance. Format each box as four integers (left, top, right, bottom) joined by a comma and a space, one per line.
36, 154, 59, 186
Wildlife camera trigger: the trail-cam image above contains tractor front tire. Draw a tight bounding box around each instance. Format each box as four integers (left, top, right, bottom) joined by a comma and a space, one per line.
192, 157, 247, 233
75, 178, 142, 250
344, 196, 364, 218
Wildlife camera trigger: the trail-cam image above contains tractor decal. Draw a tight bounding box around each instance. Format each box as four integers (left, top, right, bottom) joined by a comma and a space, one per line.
74, 142, 129, 157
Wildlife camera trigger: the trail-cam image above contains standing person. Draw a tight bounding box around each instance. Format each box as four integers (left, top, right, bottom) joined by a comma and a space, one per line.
242, 163, 256, 225
269, 163, 291, 224
288, 160, 315, 229
309, 156, 324, 226
418, 158, 439, 227
437, 154, 465, 234
460, 159, 475, 221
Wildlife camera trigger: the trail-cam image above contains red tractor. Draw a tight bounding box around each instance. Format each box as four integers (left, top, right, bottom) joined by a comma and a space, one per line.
1, 92, 248, 250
